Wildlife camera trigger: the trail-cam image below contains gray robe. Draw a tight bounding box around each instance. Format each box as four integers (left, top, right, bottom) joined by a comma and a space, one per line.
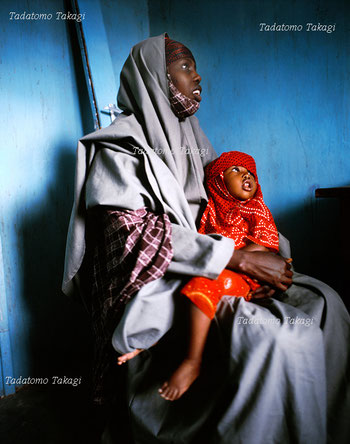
62, 34, 350, 444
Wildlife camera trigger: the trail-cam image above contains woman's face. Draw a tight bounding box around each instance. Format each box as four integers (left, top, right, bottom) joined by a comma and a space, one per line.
223, 165, 257, 200
167, 58, 202, 102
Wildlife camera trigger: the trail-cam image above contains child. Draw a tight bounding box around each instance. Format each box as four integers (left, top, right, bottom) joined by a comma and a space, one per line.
158, 151, 281, 400
119, 151, 281, 401
180, 150, 280, 319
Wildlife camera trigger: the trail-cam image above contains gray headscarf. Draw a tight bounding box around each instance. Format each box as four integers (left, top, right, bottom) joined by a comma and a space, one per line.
117, 33, 216, 209
62, 33, 217, 295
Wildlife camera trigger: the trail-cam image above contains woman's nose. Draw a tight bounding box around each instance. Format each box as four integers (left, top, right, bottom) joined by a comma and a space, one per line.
193, 70, 201, 83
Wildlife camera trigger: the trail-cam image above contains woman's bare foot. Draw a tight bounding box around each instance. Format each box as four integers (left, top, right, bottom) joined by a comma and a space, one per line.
158, 358, 201, 401
117, 348, 143, 365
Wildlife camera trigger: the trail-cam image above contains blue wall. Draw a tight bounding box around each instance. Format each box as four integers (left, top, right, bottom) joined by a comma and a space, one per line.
1, 0, 349, 395
101, 0, 150, 94
0, 0, 95, 395
148, 0, 350, 289
0, 0, 149, 395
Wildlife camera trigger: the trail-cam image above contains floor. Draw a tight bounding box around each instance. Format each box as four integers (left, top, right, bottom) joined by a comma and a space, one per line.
0, 384, 133, 444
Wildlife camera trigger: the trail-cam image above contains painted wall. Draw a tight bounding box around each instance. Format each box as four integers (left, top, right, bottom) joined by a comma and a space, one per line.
1, 0, 349, 396
0, 0, 149, 396
148, 0, 350, 291
75, 0, 149, 128
101, 0, 149, 95
0, 0, 95, 396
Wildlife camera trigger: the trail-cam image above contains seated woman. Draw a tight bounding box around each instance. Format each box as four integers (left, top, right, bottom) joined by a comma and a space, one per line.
118, 150, 289, 402
62, 34, 350, 444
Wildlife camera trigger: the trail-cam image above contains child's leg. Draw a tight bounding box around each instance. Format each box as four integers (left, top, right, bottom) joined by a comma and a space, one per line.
159, 303, 212, 401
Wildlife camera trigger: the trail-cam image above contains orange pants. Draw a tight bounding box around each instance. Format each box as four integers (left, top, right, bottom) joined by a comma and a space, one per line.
181, 269, 260, 319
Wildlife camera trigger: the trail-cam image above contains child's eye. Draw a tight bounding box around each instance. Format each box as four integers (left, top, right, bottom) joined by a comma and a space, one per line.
231, 166, 239, 172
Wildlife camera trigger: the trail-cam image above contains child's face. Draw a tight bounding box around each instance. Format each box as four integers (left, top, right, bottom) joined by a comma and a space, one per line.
223, 165, 257, 200
167, 58, 202, 102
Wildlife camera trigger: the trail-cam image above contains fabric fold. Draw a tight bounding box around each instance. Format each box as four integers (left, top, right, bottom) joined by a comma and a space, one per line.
88, 207, 173, 403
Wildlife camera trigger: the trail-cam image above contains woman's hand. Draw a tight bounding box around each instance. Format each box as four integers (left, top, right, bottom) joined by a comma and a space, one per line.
227, 250, 293, 292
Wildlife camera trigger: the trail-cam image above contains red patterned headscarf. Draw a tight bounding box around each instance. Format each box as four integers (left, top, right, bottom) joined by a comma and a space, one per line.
165, 34, 195, 66
199, 151, 279, 252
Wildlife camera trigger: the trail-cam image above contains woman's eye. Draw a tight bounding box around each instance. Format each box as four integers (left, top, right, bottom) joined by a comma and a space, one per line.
181, 63, 189, 70
231, 167, 239, 172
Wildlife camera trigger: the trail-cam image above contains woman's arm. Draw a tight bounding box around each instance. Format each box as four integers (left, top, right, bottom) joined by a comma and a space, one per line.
167, 224, 235, 280
236, 244, 292, 298
168, 225, 292, 293
227, 249, 293, 292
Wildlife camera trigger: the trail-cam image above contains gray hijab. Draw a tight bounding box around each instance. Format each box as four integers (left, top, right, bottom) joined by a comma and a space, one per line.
62, 33, 217, 295
117, 33, 215, 209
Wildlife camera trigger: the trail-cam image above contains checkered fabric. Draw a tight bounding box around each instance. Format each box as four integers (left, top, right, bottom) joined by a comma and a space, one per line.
168, 76, 200, 120
88, 207, 173, 404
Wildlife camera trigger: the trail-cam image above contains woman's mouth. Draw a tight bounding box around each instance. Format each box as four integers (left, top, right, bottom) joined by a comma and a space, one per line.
193, 87, 202, 102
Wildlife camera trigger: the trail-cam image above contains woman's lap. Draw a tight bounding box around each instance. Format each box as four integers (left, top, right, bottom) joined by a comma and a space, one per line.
109, 270, 349, 443
213, 296, 326, 443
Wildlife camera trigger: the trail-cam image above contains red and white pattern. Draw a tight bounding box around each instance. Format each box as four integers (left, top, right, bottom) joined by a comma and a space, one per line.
199, 151, 279, 252
165, 34, 195, 67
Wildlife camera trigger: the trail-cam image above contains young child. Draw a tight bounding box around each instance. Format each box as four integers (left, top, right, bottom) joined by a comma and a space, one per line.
158, 151, 281, 400
180, 150, 280, 319
119, 151, 281, 401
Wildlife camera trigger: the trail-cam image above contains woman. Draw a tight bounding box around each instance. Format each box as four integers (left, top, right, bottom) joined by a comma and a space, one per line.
63, 34, 350, 443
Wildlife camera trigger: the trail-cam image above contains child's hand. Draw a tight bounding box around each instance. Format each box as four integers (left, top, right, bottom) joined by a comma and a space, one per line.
250, 285, 276, 299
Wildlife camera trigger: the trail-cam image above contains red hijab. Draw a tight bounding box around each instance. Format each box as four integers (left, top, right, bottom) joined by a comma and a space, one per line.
198, 151, 279, 252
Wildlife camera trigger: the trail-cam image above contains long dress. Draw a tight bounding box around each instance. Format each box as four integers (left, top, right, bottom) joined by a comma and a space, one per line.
62, 34, 350, 444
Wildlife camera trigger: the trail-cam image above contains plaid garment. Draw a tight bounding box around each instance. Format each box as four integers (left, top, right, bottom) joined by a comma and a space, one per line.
87, 207, 173, 404
168, 76, 200, 120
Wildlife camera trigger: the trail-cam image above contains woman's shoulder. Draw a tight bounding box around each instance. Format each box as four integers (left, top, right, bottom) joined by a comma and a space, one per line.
78, 114, 154, 160
80, 113, 143, 143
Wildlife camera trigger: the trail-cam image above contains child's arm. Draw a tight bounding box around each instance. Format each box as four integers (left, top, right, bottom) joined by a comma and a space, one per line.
240, 242, 269, 253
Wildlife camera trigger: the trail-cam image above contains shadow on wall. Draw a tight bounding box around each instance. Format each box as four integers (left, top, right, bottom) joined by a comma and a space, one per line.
19, 149, 93, 381
9, 9, 96, 391
277, 196, 345, 300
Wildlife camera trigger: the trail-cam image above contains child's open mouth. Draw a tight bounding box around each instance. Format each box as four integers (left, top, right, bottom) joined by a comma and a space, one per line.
242, 179, 253, 191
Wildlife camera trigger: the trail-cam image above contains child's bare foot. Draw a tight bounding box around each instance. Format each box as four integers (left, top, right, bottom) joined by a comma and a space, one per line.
117, 349, 143, 365
158, 358, 201, 401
